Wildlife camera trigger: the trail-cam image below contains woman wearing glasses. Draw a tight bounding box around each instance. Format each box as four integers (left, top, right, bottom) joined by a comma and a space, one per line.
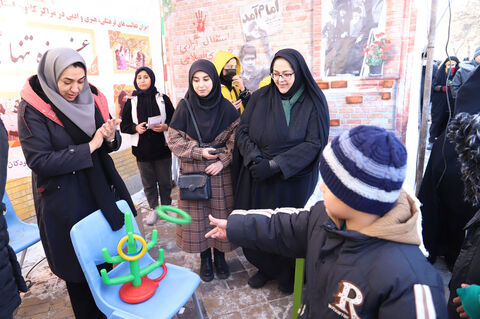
233, 48, 330, 293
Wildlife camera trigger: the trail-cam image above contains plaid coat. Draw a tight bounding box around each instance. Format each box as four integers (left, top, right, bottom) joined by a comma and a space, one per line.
167, 119, 239, 253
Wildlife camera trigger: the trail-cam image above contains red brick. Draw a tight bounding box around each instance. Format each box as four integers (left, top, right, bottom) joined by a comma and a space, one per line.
383, 80, 394, 88
331, 81, 348, 88
382, 92, 392, 100
346, 96, 363, 104
316, 81, 329, 89
330, 119, 340, 126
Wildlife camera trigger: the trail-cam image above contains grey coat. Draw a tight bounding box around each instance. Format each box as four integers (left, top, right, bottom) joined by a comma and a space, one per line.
451, 60, 479, 99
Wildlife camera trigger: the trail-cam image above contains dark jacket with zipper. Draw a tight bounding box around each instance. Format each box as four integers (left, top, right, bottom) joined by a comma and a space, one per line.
227, 191, 447, 318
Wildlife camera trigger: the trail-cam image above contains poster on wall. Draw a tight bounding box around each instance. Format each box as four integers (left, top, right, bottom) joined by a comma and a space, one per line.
239, 0, 282, 41
0, 93, 31, 179
0, 21, 98, 76
113, 84, 135, 119
109, 31, 152, 73
322, 0, 385, 77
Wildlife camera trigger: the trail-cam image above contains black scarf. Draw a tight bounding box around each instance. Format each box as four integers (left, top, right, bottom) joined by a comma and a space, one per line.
170, 59, 239, 143
31, 76, 134, 230
249, 48, 330, 157
132, 67, 161, 121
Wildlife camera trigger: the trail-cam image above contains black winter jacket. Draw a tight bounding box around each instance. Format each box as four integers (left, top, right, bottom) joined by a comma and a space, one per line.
0, 119, 27, 318
448, 210, 480, 318
227, 198, 448, 318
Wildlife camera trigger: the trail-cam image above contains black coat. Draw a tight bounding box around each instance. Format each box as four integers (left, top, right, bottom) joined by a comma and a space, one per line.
233, 87, 324, 210
18, 80, 134, 282
0, 118, 27, 318
120, 94, 175, 162
448, 210, 480, 318
226, 202, 447, 318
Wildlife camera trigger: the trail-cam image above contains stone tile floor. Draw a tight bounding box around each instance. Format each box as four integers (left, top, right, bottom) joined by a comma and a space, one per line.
13, 189, 294, 319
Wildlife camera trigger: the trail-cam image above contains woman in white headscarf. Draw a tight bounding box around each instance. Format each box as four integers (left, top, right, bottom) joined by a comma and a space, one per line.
18, 48, 135, 318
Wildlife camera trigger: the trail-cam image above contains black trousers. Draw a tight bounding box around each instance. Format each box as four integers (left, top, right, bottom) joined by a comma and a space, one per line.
137, 158, 172, 209
65, 263, 112, 319
243, 247, 295, 286
66, 281, 105, 319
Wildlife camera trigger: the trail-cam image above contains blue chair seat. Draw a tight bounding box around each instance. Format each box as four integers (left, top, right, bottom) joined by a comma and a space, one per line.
3, 192, 40, 266
70, 200, 203, 319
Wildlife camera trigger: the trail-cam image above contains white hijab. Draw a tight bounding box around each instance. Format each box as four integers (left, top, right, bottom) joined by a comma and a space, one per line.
37, 48, 96, 136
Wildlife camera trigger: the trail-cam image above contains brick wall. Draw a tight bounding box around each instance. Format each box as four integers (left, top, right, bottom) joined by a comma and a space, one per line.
5, 148, 139, 221
164, 0, 420, 142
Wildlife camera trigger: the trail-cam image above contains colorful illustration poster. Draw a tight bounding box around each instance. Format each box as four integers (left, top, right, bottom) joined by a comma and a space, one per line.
113, 84, 135, 119
1, 93, 31, 179
109, 31, 152, 73
0, 21, 98, 76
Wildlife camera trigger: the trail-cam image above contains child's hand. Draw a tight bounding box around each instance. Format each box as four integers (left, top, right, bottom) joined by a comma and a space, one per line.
453, 284, 471, 318
205, 214, 227, 239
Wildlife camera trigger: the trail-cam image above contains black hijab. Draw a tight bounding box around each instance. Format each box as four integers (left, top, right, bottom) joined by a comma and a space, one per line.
132, 67, 161, 121
170, 59, 239, 143
251, 48, 330, 151
433, 57, 460, 89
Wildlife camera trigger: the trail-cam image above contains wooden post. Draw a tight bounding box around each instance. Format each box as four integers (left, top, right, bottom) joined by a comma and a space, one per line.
415, 0, 439, 195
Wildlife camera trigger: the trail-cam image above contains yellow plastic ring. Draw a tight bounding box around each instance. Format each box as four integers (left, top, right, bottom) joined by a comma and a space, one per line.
117, 234, 147, 261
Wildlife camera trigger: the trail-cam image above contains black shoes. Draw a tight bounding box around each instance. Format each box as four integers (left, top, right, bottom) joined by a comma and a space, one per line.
200, 248, 230, 281
247, 271, 271, 288
213, 248, 230, 279
200, 249, 214, 282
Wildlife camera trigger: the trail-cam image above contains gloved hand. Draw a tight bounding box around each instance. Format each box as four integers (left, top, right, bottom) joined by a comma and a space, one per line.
249, 158, 276, 181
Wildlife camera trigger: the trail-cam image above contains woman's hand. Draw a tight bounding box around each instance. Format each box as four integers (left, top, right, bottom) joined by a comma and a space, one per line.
230, 99, 242, 111
151, 123, 168, 133
205, 161, 223, 176
232, 75, 245, 91
202, 147, 219, 160
101, 119, 121, 142
205, 214, 228, 239
136, 122, 147, 134
89, 129, 105, 153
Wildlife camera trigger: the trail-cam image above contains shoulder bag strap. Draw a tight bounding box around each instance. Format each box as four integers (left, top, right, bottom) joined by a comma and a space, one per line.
183, 98, 204, 147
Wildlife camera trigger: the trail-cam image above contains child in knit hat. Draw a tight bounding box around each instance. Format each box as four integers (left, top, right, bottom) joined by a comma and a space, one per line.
207, 125, 447, 318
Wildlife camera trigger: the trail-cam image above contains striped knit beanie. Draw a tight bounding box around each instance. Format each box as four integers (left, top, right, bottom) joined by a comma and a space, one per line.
319, 125, 407, 216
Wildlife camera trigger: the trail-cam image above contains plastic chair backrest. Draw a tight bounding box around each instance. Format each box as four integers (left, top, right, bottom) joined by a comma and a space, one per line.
71, 200, 203, 319
2, 191, 40, 253
70, 200, 144, 315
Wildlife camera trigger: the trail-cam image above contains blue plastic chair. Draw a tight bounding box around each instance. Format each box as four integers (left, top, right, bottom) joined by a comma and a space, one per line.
70, 200, 204, 319
3, 192, 41, 267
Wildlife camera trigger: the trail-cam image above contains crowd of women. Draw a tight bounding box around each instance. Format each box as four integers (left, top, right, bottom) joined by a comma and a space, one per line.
10, 44, 480, 319
8, 46, 329, 318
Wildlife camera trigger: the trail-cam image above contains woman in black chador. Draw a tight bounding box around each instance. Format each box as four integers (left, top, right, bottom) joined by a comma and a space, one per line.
419, 65, 480, 271
233, 48, 329, 293
429, 56, 459, 145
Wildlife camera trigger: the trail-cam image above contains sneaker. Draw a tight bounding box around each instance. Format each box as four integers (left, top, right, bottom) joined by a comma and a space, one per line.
247, 271, 271, 289
145, 209, 158, 226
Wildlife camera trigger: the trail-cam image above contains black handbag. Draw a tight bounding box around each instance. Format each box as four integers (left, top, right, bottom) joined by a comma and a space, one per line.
177, 99, 212, 200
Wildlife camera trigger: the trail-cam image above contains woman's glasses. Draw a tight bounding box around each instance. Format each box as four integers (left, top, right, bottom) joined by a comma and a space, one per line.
271, 72, 295, 81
